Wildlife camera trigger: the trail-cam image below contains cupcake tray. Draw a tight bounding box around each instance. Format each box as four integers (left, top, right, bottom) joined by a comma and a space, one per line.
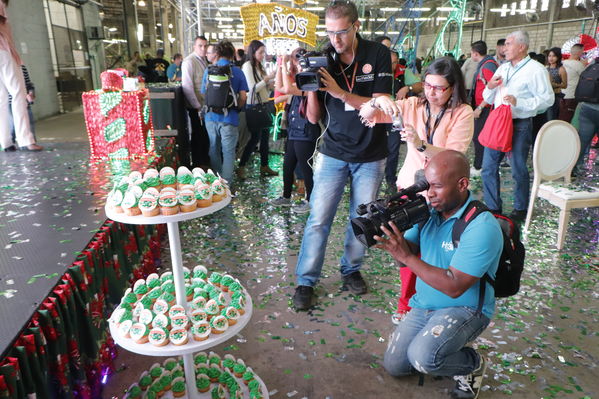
143, 373, 269, 399
105, 194, 231, 225
109, 290, 253, 357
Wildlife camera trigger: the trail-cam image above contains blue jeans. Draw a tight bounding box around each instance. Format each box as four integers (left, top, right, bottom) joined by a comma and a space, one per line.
385, 129, 401, 186
576, 102, 599, 169
295, 154, 385, 287
482, 117, 532, 212
384, 307, 489, 377
206, 121, 238, 184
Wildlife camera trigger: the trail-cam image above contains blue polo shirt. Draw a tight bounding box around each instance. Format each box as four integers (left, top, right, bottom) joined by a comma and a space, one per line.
201, 59, 249, 127
166, 63, 181, 81
404, 194, 503, 318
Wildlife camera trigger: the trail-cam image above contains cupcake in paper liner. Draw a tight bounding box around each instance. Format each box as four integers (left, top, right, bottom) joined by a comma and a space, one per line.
194, 182, 213, 208
178, 188, 197, 212
158, 190, 179, 216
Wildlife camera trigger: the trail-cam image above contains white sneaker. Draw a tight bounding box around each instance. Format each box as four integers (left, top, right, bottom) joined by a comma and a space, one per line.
451, 355, 487, 399
292, 200, 310, 214
270, 196, 292, 206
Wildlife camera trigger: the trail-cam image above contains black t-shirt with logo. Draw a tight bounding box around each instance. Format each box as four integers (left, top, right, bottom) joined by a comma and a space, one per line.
318, 36, 392, 163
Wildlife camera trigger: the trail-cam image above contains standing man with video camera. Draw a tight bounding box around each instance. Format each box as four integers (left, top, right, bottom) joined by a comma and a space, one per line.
292, 0, 392, 310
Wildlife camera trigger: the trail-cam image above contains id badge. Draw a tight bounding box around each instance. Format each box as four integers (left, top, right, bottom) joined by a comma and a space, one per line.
344, 103, 355, 112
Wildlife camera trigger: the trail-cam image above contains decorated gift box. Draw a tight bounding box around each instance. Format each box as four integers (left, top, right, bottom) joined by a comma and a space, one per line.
83, 72, 155, 161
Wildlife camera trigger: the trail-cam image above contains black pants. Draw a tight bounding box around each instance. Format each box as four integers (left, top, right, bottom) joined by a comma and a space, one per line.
283, 139, 316, 200
473, 107, 490, 170
187, 108, 210, 167
385, 129, 401, 186
239, 126, 270, 167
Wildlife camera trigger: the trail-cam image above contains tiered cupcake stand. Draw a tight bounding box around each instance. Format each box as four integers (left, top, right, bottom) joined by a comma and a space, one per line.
106, 197, 269, 398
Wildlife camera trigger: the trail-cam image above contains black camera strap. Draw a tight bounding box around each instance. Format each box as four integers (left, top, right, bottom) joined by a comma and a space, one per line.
424, 101, 447, 145
339, 62, 358, 93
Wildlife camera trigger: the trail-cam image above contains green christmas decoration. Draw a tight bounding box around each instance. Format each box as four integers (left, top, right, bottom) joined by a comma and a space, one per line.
104, 118, 127, 143
108, 147, 130, 160
99, 92, 123, 117
146, 131, 153, 151
143, 99, 151, 124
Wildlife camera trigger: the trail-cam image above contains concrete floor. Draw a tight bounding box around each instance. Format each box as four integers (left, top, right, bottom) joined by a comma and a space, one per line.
33, 110, 599, 399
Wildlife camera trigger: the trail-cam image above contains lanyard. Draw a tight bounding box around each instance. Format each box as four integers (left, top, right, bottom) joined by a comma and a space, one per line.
424, 102, 446, 145
505, 57, 531, 85
340, 62, 359, 93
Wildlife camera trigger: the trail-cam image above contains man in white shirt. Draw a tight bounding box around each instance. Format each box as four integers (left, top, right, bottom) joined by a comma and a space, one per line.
481, 30, 554, 221
559, 43, 585, 122
182, 35, 210, 167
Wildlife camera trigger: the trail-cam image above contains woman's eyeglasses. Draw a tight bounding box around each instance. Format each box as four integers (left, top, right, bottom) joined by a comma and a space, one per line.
424, 82, 451, 93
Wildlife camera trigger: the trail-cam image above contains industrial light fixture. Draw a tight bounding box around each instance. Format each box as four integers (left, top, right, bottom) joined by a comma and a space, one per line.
138, 0, 146, 6
137, 23, 144, 41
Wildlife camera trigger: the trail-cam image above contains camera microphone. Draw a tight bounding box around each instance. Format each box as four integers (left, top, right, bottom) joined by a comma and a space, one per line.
389, 176, 429, 203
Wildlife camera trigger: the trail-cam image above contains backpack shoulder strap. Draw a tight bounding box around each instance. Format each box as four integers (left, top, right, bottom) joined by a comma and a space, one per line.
452, 199, 490, 316
452, 200, 488, 249
478, 59, 498, 86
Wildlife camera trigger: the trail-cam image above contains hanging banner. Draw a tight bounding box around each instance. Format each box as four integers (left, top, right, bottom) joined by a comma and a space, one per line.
240, 3, 319, 47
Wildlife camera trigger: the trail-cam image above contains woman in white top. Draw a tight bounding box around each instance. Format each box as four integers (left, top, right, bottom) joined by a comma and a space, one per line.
238, 40, 277, 178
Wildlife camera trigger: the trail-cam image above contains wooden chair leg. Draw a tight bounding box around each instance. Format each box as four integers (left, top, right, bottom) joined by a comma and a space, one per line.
556, 208, 570, 250
524, 183, 539, 233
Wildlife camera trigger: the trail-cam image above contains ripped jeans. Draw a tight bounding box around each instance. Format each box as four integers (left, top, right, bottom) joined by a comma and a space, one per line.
384, 307, 490, 377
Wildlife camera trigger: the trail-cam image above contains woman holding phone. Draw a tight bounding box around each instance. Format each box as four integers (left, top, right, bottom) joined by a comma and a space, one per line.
360, 56, 474, 323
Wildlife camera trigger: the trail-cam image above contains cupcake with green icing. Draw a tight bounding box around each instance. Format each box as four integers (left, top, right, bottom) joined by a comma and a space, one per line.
196, 365, 210, 376
161, 281, 175, 294
193, 265, 208, 279
208, 352, 221, 366
208, 272, 222, 287
122, 191, 141, 216
185, 285, 194, 301
211, 385, 226, 399
160, 271, 173, 282
243, 369, 255, 385
144, 174, 161, 191
125, 383, 142, 399
161, 292, 175, 306
194, 352, 208, 364
118, 309, 133, 325
220, 275, 235, 292
158, 373, 172, 391
171, 367, 184, 380
138, 296, 153, 310
229, 281, 243, 293
193, 288, 209, 300
133, 281, 148, 299
139, 372, 152, 390
248, 379, 261, 392
206, 366, 221, 383
211, 179, 226, 202
123, 291, 137, 305
149, 363, 163, 380
108, 188, 125, 213
222, 357, 235, 372
162, 357, 178, 371
144, 388, 157, 399
230, 298, 246, 315
147, 287, 162, 301
171, 377, 186, 398
176, 167, 194, 189
146, 276, 161, 289
203, 169, 218, 185
194, 182, 213, 208
196, 373, 211, 393
250, 389, 264, 399
233, 362, 246, 378
159, 167, 176, 189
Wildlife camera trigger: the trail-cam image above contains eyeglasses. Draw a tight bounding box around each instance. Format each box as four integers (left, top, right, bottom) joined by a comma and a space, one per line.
325, 23, 355, 38
424, 82, 451, 93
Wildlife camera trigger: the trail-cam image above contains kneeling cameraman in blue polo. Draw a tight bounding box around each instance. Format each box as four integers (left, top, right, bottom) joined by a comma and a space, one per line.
375, 150, 502, 399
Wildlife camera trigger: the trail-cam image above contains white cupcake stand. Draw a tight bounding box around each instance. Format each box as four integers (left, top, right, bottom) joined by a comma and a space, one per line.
106, 196, 268, 398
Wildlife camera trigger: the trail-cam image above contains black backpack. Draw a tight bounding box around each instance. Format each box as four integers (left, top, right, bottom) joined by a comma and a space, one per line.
204, 65, 237, 114
574, 62, 599, 104
452, 200, 525, 314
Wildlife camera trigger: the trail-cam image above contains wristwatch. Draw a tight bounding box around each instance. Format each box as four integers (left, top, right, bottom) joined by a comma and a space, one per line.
416, 139, 427, 152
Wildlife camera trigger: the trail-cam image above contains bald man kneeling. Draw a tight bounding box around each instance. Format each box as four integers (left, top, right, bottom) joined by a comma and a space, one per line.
375, 150, 503, 399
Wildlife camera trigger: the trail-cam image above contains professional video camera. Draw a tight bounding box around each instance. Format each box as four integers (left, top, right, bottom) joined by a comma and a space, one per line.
351, 179, 431, 247
295, 49, 330, 91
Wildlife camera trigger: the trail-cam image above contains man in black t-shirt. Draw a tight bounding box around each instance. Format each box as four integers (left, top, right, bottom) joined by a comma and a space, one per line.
293, 0, 392, 310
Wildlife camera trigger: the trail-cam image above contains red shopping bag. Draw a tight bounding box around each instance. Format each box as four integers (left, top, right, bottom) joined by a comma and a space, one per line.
478, 103, 514, 152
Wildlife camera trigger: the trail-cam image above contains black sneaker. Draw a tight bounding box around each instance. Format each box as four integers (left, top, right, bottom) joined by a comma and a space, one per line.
341, 271, 367, 295
3, 145, 16, 152
509, 209, 527, 223
293, 285, 314, 311
451, 355, 487, 399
